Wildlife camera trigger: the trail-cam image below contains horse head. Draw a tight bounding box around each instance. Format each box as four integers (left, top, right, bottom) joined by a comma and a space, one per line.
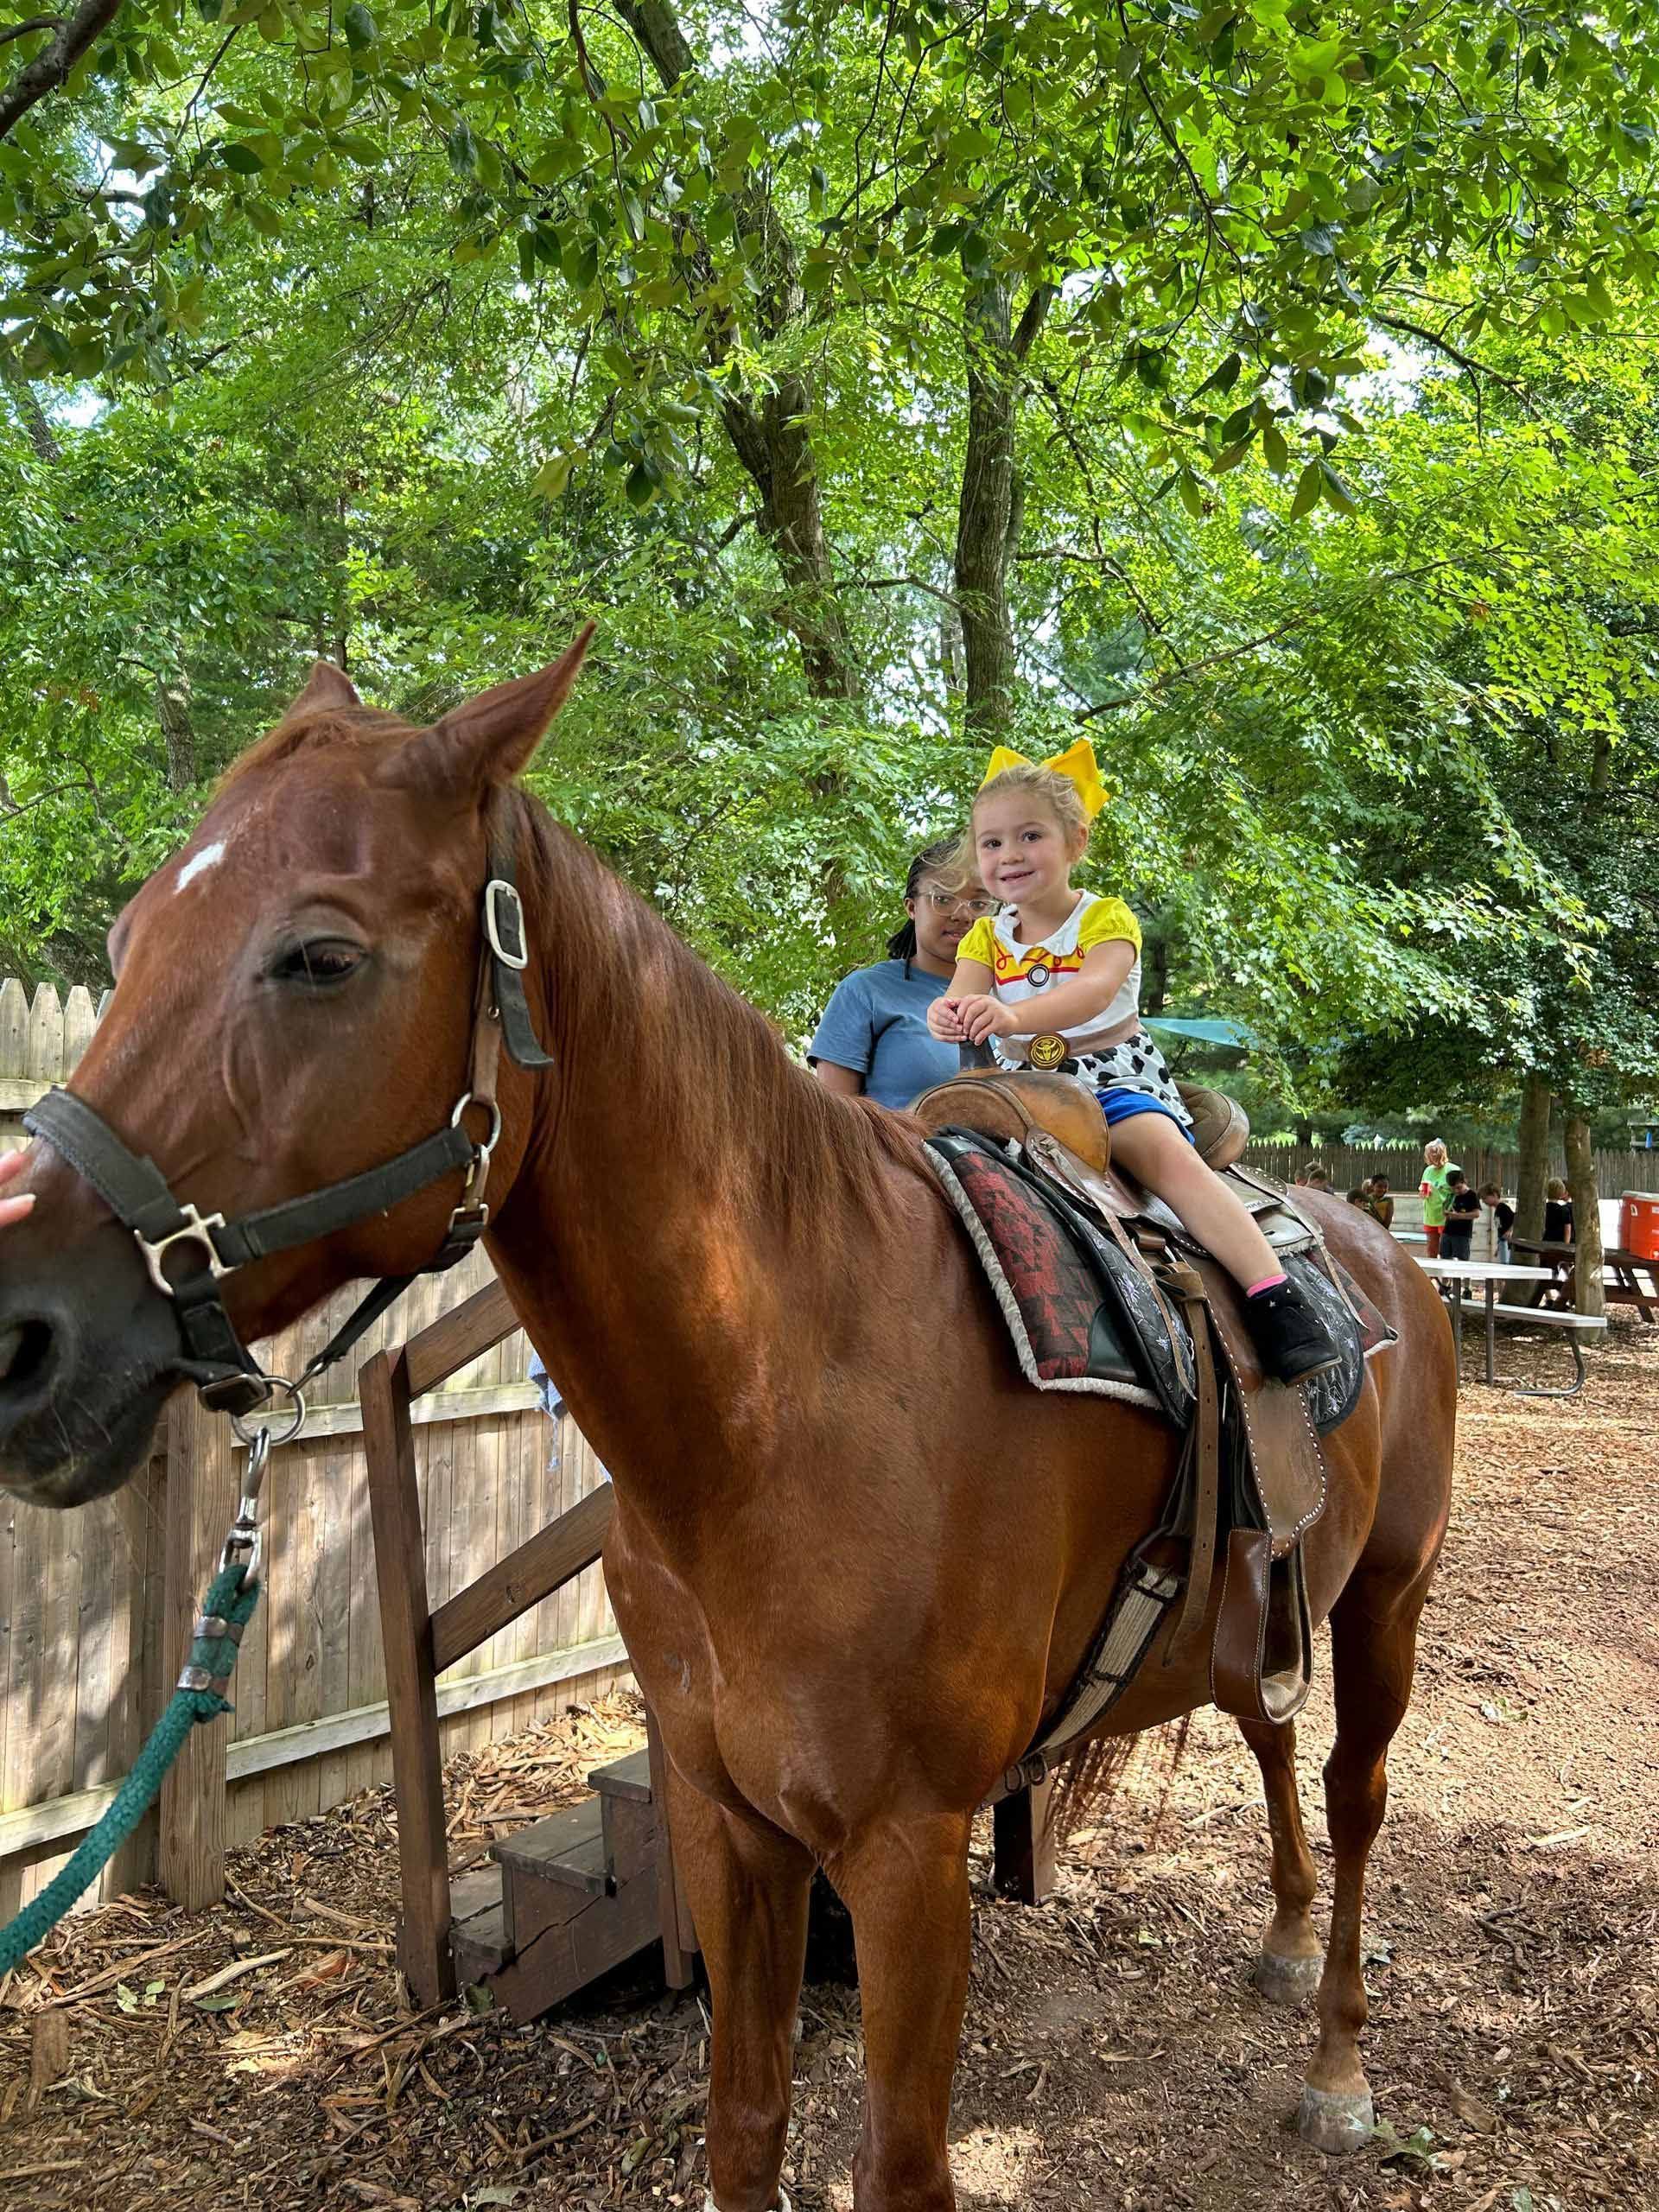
0, 631, 592, 1505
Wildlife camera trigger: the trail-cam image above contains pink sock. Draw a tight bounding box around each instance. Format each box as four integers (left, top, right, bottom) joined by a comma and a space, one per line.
1246, 1272, 1287, 1298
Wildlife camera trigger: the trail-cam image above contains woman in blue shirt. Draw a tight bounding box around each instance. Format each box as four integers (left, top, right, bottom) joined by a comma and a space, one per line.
809, 842, 995, 1110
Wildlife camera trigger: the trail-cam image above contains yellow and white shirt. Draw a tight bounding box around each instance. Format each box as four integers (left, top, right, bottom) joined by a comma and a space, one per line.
957, 892, 1143, 1063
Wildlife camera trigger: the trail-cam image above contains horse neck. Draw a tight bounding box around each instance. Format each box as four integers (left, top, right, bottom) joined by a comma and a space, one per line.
484, 810, 897, 1507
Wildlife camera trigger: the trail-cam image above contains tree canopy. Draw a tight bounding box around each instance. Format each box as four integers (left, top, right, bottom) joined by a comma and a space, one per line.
3, 0, 1657, 1139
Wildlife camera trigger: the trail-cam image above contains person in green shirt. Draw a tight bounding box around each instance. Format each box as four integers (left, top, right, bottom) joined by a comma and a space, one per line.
1420, 1138, 1460, 1258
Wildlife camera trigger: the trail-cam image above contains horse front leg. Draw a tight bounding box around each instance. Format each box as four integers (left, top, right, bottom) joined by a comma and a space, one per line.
668, 1768, 815, 2212
1237, 1715, 1325, 2005
828, 1810, 975, 2212
1298, 1564, 1433, 2153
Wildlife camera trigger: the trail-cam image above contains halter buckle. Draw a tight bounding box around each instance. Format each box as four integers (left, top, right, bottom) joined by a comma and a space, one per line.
137, 1205, 229, 1297
483, 879, 530, 971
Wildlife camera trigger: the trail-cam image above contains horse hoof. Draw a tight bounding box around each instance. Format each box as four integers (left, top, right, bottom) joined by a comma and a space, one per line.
1254, 1948, 1322, 2005
1296, 2084, 1375, 2155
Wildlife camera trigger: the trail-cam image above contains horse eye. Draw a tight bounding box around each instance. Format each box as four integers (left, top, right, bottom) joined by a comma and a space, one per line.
270, 940, 365, 986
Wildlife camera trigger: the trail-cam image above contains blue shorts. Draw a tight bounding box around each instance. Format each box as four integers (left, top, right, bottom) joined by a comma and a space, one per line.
1096, 1089, 1196, 1146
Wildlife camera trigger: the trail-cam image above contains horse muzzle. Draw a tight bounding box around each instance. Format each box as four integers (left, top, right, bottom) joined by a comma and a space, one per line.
0, 1196, 181, 1504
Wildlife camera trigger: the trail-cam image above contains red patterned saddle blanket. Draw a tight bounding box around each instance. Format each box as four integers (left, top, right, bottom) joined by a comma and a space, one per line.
925, 1128, 1391, 1436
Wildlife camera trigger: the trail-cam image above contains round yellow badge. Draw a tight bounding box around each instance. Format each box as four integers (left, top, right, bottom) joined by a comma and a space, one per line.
1027, 1033, 1069, 1071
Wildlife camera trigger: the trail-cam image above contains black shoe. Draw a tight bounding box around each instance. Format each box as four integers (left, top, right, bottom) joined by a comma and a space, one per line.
1243, 1280, 1344, 1385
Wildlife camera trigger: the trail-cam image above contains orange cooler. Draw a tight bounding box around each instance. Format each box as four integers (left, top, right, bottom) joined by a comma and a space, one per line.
1622, 1191, 1659, 1261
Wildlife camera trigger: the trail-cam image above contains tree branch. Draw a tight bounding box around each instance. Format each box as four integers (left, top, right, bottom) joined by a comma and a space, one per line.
0, 16, 61, 46
1369, 308, 1534, 425
1010, 282, 1055, 364
0, 0, 124, 138
611, 0, 694, 88
848, 573, 963, 613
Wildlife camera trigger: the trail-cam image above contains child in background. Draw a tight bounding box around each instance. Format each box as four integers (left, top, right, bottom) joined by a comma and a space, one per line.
1541, 1178, 1576, 1306
927, 742, 1343, 1382
1481, 1182, 1516, 1264
1420, 1139, 1459, 1258
1439, 1170, 1480, 1262
1365, 1173, 1395, 1231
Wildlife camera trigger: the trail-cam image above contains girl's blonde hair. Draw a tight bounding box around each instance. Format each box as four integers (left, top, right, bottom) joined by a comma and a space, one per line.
972, 762, 1091, 849
1423, 1138, 1448, 1164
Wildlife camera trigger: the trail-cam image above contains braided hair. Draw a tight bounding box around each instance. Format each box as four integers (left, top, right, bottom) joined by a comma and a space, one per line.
887, 837, 975, 960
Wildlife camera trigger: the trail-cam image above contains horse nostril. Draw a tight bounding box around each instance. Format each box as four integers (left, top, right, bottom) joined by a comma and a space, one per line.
0, 1317, 54, 1394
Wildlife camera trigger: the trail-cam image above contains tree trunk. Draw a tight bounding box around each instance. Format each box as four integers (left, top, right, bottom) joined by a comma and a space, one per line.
1561, 1109, 1604, 1319
955, 276, 1018, 737
939, 599, 964, 694
156, 671, 196, 793
720, 380, 859, 703
1513, 1071, 1551, 1248
616, 0, 860, 707
1, 342, 61, 462
1141, 916, 1169, 1015
953, 276, 1052, 737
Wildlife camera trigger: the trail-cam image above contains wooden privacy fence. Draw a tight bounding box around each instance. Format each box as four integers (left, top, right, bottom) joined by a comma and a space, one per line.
0, 1245, 626, 1919
1243, 1141, 1659, 1198
0, 978, 103, 1154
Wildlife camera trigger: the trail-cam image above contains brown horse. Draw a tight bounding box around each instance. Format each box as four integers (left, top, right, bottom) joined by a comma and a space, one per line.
0, 645, 1455, 2209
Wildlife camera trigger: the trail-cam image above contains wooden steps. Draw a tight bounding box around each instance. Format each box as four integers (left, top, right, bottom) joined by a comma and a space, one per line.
448, 1741, 695, 2022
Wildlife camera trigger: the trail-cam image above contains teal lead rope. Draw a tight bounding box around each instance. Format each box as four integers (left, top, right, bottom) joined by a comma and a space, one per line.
0, 1560, 261, 1977
0, 1411, 288, 1980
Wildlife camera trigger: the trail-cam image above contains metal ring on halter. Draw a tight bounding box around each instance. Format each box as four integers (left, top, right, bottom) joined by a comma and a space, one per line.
229, 1375, 308, 1452
450, 1090, 504, 1162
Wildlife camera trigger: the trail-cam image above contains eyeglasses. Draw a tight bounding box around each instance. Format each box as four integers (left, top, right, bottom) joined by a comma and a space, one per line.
920, 892, 998, 917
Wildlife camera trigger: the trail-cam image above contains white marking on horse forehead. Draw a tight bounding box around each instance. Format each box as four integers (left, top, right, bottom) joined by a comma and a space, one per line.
175, 840, 227, 893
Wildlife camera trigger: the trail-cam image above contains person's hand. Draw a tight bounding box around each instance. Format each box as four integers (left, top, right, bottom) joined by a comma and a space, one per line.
927, 995, 968, 1043
0, 1147, 35, 1227
954, 995, 1018, 1046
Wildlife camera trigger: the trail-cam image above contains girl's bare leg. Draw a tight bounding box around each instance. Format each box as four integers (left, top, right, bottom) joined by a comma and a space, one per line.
1106, 1113, 1280, 1287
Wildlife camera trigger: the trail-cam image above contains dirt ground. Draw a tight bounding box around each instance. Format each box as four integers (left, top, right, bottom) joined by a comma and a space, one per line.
3, 1320, 1656, 2211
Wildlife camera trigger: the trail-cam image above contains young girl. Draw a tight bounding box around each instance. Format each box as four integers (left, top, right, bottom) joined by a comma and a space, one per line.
925, 747, 1341, 1384
1419, 1138, 1459, 1259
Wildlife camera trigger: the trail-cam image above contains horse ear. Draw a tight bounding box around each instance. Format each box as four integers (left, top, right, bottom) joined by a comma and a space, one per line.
383, 624, 596, 798
287, 661, 361, 715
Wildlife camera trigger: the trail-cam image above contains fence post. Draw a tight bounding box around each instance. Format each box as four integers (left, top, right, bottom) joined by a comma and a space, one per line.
159, 1390, 236, 1908
360, 1347, 455, 2008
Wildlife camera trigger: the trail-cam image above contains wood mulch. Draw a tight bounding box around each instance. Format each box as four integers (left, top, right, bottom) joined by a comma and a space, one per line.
3, 1321, 1656, 2210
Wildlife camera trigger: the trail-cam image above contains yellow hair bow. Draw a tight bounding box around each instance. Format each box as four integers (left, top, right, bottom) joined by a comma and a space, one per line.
980, 738, 1109, 821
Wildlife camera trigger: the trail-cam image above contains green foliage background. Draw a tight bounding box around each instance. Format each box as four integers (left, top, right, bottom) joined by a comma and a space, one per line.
3, 0, 1657, 1136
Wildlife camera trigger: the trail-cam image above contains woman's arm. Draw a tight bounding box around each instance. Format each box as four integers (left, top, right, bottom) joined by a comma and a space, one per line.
812, 1060, 865, 1096
806, 971, 876, 1088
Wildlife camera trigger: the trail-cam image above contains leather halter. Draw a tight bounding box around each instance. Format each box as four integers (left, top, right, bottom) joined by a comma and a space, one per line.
23, 806, 552, 1422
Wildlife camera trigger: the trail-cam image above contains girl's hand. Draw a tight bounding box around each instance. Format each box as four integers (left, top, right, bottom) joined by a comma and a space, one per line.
955, 995, 1016, 1046
927, 995, 968, 1043
0, 1147, 35, 1227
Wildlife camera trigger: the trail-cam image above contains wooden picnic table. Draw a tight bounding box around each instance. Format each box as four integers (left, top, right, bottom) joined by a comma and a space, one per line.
1510, 1236, 1659, 1323
1413, 1256, 1557, 1387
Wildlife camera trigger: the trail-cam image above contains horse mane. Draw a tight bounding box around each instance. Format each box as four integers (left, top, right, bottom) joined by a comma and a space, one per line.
510, 789, 925, 1239
216, 701, 418, 790
216, 703, 926, 1243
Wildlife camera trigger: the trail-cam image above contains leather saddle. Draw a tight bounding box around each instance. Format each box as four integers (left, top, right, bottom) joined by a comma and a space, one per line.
912, 1065, 1332, 1730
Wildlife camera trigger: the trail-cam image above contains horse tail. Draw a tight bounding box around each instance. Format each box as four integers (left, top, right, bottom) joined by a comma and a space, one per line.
1049, 1713, 1195, 1844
